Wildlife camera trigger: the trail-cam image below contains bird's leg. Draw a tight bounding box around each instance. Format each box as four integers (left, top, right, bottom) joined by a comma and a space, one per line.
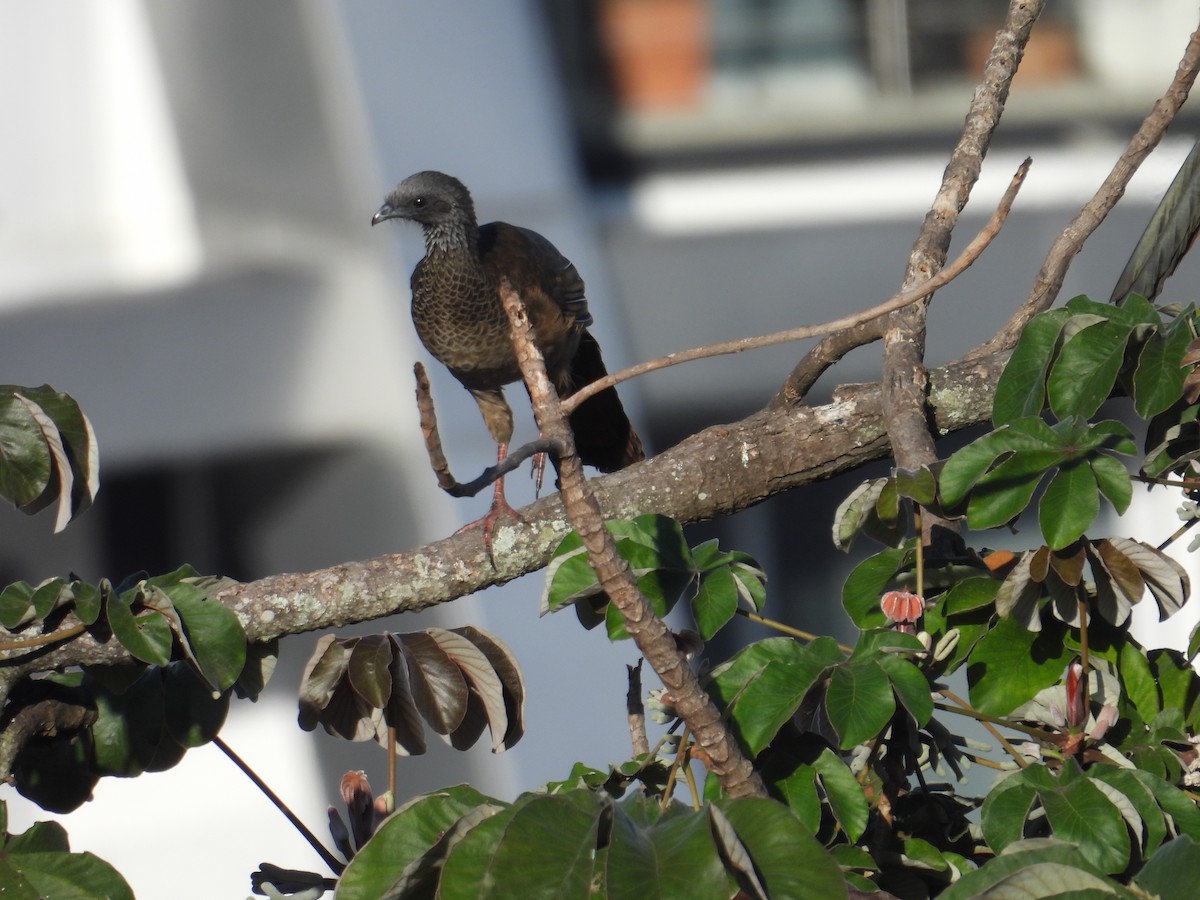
454, 442, 521, 561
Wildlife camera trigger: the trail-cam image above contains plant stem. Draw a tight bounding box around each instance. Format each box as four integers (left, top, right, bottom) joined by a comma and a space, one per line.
736, 608, 853, 654
0, 621, 87, 653
387, 724, 397, 802
661, 727, 691, 809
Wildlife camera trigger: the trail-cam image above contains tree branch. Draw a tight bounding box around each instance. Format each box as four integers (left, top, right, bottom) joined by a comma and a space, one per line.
883, 0, 1043, 545
498, 277, 765, 798
415, 360, 562, 498
975, 15, 1200, 357
561, 159, 1029, 418
0, 351, 1007, 687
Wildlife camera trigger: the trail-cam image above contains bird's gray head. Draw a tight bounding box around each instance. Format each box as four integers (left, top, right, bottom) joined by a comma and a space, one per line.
372, 171, 477, 251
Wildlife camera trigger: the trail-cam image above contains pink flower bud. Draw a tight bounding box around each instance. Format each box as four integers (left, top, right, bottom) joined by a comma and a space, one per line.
880, 590, 925, 633
1064, 659, 1086, 729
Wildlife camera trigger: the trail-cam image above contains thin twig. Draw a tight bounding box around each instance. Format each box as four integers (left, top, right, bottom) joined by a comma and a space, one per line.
0, 621, 87, 654
627, 659, 649, 758
1158, 516, 1199, 552
387, 725, 396, 804
563, 159, 1030, 416
661, 726, 692, 808
736, 608, 854, 654
214, 735, 345, 875
415, 362, 563, 498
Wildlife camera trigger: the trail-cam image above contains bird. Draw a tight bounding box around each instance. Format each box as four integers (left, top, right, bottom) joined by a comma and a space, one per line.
372, 171, 644, 546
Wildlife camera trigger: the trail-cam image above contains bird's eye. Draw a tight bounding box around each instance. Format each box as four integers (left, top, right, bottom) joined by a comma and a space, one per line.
413, 197, 425, 208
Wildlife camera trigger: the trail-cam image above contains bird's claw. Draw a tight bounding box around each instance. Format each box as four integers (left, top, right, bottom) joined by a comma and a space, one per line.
455, 475, 523, 566
531, 450, 547, 497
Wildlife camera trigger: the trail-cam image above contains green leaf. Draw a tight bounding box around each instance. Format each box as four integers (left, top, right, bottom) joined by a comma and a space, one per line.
1139, 770, 1200, 841
939, 839, 1131, 900
0, 390, 52, 508
1149, 649, 1199, 722
967, 450, 1063, 530
542, 515, 693, 615
692, 566, 739, 640
170, 582, 247, 693
993, 307, 1071, 426
606, 800, 730, 900
3, 817, 69, 855
943, 576, 1000, 615
812, 748, 869, 842
940, 418, 1061, 507
728, 554, 767, 613
708, 637, 844, 756
1082, 418, 1138, 456
981, 773, 1038, 853
161, 661, 229, 748
1039, 460, 1098, 550
12, 730, 97, 814
762, 759, 822, 831
901, 837, 949, 871
1119, 638, 1161, 725
1111, 132, 1200, 302
1136, 835, 1200, 900
16, 385, 100, 523
825, 660, 894, 748
106, 589, 172, 666
341, 785, 500, 900
88, 667, 166, 777
1039, 768, 1130, 873
72, 580, 104, 627
1047, 319, 1134, 419
833, 478, 902, 551
0, 582, 36, 629
1134, 315, 1194, 417
0, 851, 134, 900
841, 546, 908, 628
876, 654, 933, 726
1089, 766, 1166, 858
452, 791, 605, 900
894, 466, 938, 506
716, 798, 846, 899
1090, 454, 1132, 515
968, 616, 1072, 716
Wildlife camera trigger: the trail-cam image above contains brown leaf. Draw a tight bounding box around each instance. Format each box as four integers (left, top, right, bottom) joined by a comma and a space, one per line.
452, 626, 525, 751
396, 631, 469, 736
348, 634, 394, 709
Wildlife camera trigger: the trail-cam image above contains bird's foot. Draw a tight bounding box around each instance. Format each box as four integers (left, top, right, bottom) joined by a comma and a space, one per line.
454, 493, 523, 565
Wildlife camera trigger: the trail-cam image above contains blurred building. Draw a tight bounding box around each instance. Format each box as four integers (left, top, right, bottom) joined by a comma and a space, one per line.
2, 1, 1198, 895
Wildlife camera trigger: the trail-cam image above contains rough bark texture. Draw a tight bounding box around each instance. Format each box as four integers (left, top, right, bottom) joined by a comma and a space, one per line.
499, 278, 766, 798
0, 352, 1006, 686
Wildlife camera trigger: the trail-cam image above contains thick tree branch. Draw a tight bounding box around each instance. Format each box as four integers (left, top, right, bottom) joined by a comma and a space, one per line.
0, 351, 1007, 685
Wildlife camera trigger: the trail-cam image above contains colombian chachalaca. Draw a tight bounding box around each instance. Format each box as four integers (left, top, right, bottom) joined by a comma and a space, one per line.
372, 171, 643, 544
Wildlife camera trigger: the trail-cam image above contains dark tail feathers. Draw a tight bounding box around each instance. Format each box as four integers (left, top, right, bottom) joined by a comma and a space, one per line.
565, 331, 644, 472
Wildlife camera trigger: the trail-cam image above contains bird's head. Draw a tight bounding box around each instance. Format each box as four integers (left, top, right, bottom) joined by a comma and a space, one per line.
372, 171, 476, 247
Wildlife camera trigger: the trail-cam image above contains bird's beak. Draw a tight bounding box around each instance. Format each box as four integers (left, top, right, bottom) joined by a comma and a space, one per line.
371, 204, 396, 226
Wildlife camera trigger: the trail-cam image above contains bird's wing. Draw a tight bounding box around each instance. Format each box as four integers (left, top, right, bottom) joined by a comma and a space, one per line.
479, 222, 592, 328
